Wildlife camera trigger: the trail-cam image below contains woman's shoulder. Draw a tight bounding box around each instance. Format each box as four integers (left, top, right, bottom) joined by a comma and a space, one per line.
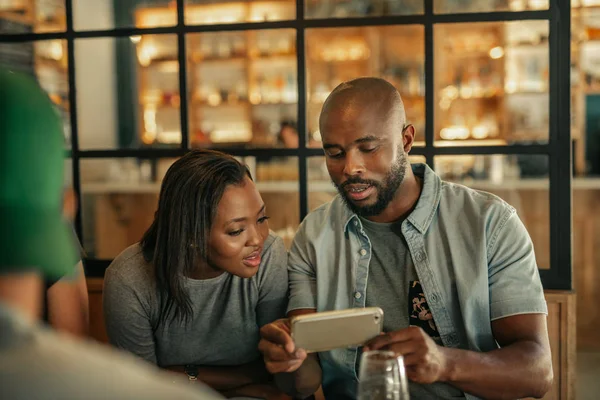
105, 244, 154, 288
255, 231, 288, 283
262, 231, 286, 259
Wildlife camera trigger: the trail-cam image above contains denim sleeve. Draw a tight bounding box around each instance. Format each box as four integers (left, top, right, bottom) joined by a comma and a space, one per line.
487, 208, 548, 321
287, 224, 318, 314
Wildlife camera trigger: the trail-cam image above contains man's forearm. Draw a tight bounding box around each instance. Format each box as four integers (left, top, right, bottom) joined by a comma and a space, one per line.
441, 341, 553, 399
274, 354, 322, 398
165, 359, 271, 391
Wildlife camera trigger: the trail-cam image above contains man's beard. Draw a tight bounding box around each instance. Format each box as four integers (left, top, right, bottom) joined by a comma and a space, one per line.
334, 151, 408, 217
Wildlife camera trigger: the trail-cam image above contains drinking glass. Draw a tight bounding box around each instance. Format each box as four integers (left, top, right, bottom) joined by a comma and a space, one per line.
357, 350, 410, 400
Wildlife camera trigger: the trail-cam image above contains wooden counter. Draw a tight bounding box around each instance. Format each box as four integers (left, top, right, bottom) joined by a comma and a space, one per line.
87, 278, 575, 400
83, 180, 600, 354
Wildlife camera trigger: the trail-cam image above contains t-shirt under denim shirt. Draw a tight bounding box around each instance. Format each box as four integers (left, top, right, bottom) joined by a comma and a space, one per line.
287, 163, 547, 400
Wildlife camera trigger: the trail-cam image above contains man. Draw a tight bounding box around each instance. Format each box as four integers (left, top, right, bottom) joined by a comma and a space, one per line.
0, 67, 222, 400
258, 78, 553, 399
44, 188, 89, 337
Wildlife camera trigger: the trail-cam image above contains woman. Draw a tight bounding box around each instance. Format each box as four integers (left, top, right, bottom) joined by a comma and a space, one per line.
104, 150, 289, 399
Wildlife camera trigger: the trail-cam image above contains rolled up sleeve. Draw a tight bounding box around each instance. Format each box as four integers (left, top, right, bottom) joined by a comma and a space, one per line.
487, 208, 548, 321
287, 224, 317, 313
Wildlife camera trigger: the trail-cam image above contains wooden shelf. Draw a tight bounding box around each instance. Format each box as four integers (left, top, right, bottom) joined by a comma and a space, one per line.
505, 90, 548, 95
250, 54, 296, 61
0, 10, 33, 25
191, 56, 247, 63
190, 99, 296, 107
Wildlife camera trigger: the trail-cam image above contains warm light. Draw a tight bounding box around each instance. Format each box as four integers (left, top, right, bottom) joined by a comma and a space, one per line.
157, 60, 178, 73
528, 0, 547, 10
472, 125, 490, 139
138, 43, 158, 67
439, 98, 452, 111
157, 131, 182, 144
505, 80, 518, 93
207, 93, 221, 106
443, 85, 459, 100
211, 127, 252, 143
440, 126, 470, 140
130, 35, 142, 44
142, 132, 155, 145
249, 91, 262, 105
143, 107, 157, 137
509, 0, 526, 11
185, 4, 245, 25
460, 86, 473, 99
49, 41, 63, 60
489, 46, 504, 59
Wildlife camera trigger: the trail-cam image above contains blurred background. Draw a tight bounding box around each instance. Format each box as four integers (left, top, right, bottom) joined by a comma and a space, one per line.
1, 1, 599, 398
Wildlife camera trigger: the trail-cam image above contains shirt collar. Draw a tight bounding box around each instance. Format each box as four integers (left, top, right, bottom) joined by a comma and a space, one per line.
342, 163, 442, 235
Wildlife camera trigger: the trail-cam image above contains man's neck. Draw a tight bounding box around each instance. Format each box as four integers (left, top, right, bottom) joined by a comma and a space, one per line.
366, 169, 423, 224
0, 272, 43, 322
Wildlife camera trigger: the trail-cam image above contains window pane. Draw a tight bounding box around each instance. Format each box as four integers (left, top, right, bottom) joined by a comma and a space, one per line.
0, 40, 71, 147
81, 155, 300, 257
253, 156, 299, 248
307, 155, 427, 212
75, 35, 181, 150
434, 0, 548, 13
306, 0, 423, 19
73, 0, 175, 31
434, 21, 549, 146
306, 25, 425, 147
435, 154, 549, 269
187, 29, 297, 148
80, 158, 162, 258
185, 0, 295, 26
0, 0, 65, 33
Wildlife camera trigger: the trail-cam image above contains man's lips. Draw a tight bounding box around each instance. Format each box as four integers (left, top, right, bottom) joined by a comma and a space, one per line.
344, 183, 375, 201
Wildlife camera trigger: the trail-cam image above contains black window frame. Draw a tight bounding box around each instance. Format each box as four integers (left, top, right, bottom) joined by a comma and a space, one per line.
0, 0, 572, 290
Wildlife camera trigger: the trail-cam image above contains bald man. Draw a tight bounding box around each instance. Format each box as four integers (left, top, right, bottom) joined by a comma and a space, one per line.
258, 78, 552, 400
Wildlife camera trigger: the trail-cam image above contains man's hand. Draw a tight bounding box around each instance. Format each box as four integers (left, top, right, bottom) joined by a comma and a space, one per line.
364, 326, 449, 384
258, 319, 307, 374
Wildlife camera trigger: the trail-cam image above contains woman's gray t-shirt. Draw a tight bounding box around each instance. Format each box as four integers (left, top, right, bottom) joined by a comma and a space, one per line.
103, 232, 288, 367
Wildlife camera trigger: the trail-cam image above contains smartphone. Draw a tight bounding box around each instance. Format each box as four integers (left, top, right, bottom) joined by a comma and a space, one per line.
290, 307, 384, 353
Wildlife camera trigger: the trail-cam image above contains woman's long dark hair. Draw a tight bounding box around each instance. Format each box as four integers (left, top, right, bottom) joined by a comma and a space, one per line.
140, 150, 251, 327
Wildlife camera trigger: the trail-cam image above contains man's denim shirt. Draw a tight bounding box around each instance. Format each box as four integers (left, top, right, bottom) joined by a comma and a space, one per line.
287, 163, 547, 399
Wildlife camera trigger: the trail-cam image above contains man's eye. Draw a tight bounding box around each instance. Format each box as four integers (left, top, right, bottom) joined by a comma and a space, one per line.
361, 146, 378, 153
327, 152, 343, 159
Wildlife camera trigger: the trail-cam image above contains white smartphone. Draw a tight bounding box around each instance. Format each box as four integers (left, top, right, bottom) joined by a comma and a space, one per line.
290, 307, 384, 353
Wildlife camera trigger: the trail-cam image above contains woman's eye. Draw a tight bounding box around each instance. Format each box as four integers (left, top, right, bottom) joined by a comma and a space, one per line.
227, 229, 244, 237
258, 216, 270, 224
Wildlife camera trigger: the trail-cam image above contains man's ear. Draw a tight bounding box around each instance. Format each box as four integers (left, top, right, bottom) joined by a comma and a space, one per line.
402, 124, 416, 153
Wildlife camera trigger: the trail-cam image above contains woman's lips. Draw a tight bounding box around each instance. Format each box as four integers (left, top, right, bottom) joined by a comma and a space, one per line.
243, 250, 262, 268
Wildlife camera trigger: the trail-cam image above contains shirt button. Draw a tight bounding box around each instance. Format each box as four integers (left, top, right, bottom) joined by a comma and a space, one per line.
354, 220, 359, 226
415, 252, 425, 262
360, 249, 367, 256
354, 292, 362, 299
431, 294, 439, 302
